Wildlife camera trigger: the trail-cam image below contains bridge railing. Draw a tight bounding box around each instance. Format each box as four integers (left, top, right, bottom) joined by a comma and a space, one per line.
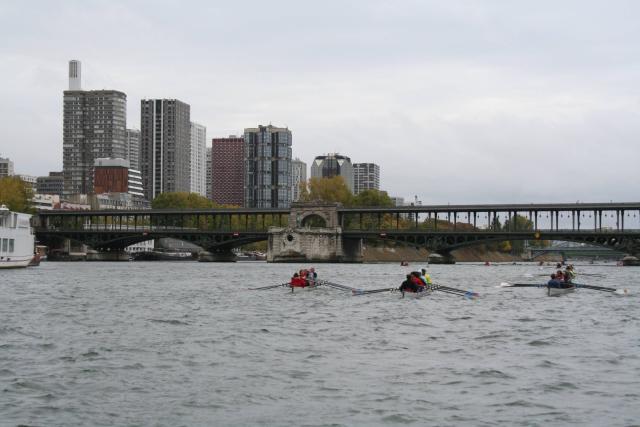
338, 207, 640, 234
36, 211, 290, 234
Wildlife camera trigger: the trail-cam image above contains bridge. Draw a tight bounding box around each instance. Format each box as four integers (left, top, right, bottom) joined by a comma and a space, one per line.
34, 202, 640, 263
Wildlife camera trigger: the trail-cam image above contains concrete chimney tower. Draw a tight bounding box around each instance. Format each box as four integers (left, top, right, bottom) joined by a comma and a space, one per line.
68, 60, 81, 90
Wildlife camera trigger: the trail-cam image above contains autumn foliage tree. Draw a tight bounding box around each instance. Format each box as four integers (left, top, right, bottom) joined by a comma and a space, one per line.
0, 176, 34, 213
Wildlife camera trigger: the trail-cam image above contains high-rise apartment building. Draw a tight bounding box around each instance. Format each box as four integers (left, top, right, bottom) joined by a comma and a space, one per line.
291, 158, 307, 202
0, 157, 14, 177
311, 153, 354, 193
353, 162, 380, 194
62, 60, 127, 195
205, 147, 212, 200
212, 136, 244, 206
140, 99, 191, 200
126, 129, 141, 171
36, 172, 64, 196
244, 125, 292, 208
190, 122, 207, 197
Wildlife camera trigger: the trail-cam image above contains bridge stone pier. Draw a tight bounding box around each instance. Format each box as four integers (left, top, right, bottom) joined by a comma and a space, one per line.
268, 203, 363, 263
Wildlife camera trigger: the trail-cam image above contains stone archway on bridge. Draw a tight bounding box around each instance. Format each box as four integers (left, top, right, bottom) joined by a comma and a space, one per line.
288, 203, 340, 229
300, 214, 327, 228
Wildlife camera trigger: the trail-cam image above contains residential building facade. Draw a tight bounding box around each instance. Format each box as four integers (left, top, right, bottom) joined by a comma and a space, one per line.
126, 129, 141, 171
94, 158, 130, 194
212, 136, 244, 206
0, 157, 14, 177
244, 125, 292, 208
62, 61, 127, 195
140, 99, 191, 200
291, 158, 307, 202
205, 147, 212, 200
310, 153, 354, 193
353, 162, 380, 194
36, 172, 64, 196
190, 122, 207, 196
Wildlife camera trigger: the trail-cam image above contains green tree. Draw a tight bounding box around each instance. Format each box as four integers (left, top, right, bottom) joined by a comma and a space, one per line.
152, 192, 215, 209
351, 189, 394, 207
503, 214, 534, 254
0, 176, 34, 213
299, 176, 354, 205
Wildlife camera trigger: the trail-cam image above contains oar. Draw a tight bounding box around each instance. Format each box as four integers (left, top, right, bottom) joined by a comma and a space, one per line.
248, 283, 288, 290
499, 282, 545, 288
315, 280, 356, 291
500, 282, 630, 295
575, 283, 630, 295
429, 284, 480, 299
351, 287, 396, 296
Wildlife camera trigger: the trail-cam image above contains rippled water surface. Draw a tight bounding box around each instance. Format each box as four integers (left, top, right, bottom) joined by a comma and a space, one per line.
1, 261, 639, 426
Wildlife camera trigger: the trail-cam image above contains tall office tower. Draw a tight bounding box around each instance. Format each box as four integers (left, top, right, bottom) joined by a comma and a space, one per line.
353, 162, 380, 194
291, 158, 307, 202
190, 122, 207, 196
310, 153, 354, 193
205, 146, 212, 200
36, 172, 64, 196
69, 60, 81, 90
126, 129, 141, 170
244, 125, 292, 208
212, 136, 244, 206
140, 99, 191, 200
0, 157, 14, 177
62, 61, 127, 195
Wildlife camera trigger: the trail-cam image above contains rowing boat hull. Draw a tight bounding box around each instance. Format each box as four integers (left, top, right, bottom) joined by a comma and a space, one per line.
401, 288, 432, 299
547, 285, 576, 297
289, 284, 319, 292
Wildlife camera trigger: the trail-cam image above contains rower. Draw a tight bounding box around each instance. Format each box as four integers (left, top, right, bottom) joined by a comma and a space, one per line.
399, 274, 418, 293
420, 268, 432, 285
290, 272, 307, 288
410, 272, 426, 290
307, 267, 318, 285
564, 265, 576, 283
547, 273, 563, 288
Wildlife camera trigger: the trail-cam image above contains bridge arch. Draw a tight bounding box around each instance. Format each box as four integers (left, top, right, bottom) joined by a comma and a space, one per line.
300, 214, 328, 228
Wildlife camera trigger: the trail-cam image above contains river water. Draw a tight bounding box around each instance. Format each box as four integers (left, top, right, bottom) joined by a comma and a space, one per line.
1, 261, 638, 426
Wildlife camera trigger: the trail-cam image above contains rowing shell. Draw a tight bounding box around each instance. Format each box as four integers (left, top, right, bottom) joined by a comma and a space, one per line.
547, 285, 576, 297
289, 282, 320, 292
401, 287, 433, 299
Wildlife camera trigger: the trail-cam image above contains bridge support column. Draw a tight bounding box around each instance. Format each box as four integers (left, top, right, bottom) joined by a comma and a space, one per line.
428, 251, 456, 264
268, 227, 363, 263
198, 249, 237, 262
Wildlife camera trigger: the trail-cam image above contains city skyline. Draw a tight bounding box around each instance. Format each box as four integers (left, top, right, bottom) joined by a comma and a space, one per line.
2, 1, 640, 204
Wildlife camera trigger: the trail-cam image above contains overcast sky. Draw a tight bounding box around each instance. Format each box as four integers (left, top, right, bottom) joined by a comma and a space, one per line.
1, 0, 639, 204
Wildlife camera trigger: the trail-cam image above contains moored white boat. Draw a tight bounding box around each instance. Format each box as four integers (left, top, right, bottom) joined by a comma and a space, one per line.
547, 285, 576, 297
0, 205, 34, 269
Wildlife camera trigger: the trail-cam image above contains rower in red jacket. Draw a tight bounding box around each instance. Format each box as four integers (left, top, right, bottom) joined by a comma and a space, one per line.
290, 272, 307, 287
